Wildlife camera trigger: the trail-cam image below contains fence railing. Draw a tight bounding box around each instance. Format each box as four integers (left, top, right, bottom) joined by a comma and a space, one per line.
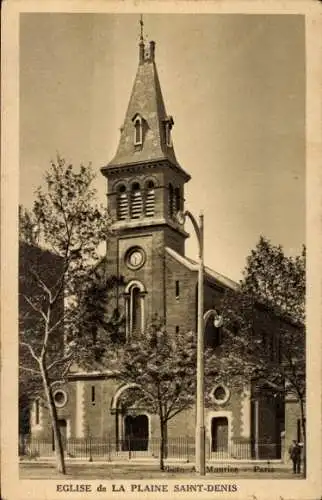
19, 436, 281, 461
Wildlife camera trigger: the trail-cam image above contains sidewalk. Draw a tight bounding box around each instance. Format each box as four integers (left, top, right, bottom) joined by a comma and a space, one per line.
20, 456, 291, 472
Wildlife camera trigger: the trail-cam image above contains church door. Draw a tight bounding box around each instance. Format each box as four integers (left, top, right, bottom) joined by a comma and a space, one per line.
124, 415, 149, 451
211, 417, 228, 453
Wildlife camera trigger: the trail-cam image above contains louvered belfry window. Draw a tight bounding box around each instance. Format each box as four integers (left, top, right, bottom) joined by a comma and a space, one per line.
169, 183, 174, 218
131, 182, 143, 219
117, 185, 128, 220
145, 180, 155, 217
175, 187, 181, 212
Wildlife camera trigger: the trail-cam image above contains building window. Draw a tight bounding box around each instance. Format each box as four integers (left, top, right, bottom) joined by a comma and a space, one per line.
168, 184, 174, 217
132, 287, 142, 333
164, 116, 174, 147
145, 181, 155, 217
134, 117, 143, 145
53, 390, 68, 408
205, 311, 224, 349
165, 123, 172, 147
131, 183, 143, 219
211, 384, 230, 405
91, 386, 95, 404
175, 325, 180, 334
35, 399, 40, 425
117, 184, 128, 220
175, 280, 180, 299
125, 281, 146, 339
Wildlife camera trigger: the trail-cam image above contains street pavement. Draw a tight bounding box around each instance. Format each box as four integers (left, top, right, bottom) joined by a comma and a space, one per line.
19, 461, 305, 480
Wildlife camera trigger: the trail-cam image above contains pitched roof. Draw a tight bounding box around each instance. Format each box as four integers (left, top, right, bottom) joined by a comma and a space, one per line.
102, 41, 189, 178
165, 246, 238, 291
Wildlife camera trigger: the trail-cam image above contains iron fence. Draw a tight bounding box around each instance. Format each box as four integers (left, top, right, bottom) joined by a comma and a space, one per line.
19, 435, 281, 461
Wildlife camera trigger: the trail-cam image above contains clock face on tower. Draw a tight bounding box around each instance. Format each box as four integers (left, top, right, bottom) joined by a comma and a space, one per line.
126, 247, 146, 270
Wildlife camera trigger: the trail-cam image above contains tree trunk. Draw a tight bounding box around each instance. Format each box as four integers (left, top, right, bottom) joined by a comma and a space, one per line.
299, 397, 306, 476
40, 363, 66, 474
159, 419, 166, 471
163, 421, 168, 460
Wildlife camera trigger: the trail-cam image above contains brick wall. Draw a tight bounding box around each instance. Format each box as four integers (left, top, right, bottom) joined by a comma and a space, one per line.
164, 251, 197, 334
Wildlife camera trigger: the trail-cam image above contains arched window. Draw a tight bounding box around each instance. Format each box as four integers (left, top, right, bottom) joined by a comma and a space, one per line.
117, 184, 128, 220
168, 183, 174, 218
204, 310, 223, 349
174, 187, 181, 212
165, 123, 172, 147
134, 117, 143, 145
164, 116, 174, 147
125, 281, 146, 339
131, 287, 142, 334
145, 180, 155, 217
131, 183, 143, 219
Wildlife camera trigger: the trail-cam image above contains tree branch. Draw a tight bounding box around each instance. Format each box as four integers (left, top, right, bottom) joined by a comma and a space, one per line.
167, 402, 192, 421
47, 315, 65, 336
47, 352, 74, 373
22, 295, 47, 322
29, 267, 53, 302
19, 365, 42, 375
20, 342, 39, 362
40, 303, 52, 360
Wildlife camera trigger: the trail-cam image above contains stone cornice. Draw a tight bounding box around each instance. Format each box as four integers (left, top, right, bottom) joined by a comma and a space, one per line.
111, 217, 189, 238
101, 159, 191, 182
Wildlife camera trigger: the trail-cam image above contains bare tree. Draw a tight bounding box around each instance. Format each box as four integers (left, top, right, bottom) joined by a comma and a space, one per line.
19, 157, 109, 474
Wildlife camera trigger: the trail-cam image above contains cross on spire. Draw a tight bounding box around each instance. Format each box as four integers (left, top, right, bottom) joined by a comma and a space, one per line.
139, 14, 144, 41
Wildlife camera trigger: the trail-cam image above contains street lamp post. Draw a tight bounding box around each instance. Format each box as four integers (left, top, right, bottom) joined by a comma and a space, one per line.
178, 210, 205, 476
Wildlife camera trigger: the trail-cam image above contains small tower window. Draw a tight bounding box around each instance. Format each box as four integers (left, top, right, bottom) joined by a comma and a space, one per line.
164, 116, 174, 147
131, 183, 143, 219
175, 280, 180, 299
165, 123, 172, 147
91, 386, 96, 404
117, 184, 129, 220
145, 180, 155, 217
168, 183, 174, 218
134, 117, 143, 146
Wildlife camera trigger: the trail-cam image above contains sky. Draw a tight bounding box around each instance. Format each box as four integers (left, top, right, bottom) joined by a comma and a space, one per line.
19, 13, 305, 282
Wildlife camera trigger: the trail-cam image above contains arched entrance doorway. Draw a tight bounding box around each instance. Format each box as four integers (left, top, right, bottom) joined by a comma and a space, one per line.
123, 414, 149, 451
111, 384, 151, 452
211, 417, 228, 452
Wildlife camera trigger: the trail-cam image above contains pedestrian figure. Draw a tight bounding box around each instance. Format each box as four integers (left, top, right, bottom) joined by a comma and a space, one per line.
289, 440, 301, 474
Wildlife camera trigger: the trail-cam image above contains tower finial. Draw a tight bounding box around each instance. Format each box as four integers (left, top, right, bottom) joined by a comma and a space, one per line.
139, 14, 145, 64
139, 14, 144, 42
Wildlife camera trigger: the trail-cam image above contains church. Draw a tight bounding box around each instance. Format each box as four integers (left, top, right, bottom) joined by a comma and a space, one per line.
28, 32, 297, 461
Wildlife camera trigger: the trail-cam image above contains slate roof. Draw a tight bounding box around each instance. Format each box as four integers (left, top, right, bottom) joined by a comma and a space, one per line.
102, 41, 189, 179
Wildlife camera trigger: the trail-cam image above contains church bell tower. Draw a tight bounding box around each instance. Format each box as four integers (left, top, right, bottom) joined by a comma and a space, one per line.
101, 23, 191, 335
